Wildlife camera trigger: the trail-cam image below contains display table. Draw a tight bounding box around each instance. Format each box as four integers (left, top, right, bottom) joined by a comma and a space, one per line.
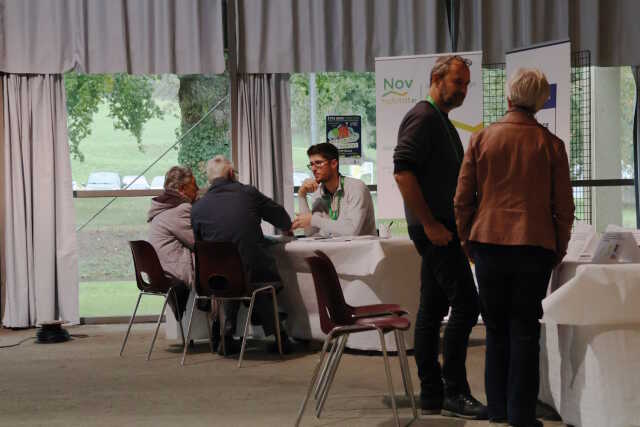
539, 263, 640, 427
269, 236, 422, 351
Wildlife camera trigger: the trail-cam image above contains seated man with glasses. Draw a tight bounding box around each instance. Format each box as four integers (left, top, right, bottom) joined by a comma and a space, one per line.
292, 142, 376, 237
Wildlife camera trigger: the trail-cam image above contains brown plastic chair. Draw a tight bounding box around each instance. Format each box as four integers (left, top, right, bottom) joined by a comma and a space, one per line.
120, 240, 187, 361
295, 250, 417, 427
181, 240, 283, 367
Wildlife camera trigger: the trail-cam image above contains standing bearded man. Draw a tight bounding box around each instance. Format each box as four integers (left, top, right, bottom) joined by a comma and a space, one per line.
393, 55, 488, 420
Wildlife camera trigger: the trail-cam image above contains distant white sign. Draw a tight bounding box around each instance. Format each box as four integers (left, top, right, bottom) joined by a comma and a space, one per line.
375, 51, 483, 219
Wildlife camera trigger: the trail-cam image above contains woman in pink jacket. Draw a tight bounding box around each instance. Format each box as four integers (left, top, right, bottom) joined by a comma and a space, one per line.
147, 166, 199, 319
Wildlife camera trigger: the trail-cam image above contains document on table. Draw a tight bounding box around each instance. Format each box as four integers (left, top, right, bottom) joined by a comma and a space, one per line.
563, 221, 599, 262
591, 231, 640, 263
296, 235, 379, 243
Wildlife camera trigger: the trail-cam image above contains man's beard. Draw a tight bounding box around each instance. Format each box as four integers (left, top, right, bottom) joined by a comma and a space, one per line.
439, 85, 465, 109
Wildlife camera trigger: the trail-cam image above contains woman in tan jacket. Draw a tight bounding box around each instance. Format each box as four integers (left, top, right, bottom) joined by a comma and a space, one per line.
454, 69, 574, 427
147, 166, 198, 319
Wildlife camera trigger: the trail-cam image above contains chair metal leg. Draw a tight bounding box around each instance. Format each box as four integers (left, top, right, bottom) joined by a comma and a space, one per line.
147, 293, 170, 361
205, 299, 214, 353
120, 292, 143, 356
394, 330, 410, 397
397, 330, 418, 420
295, 336, 333, 427
238, 294, 257, 368
316, 334, 348, 418
171, 288, 186, 346
270, 287, 283, 357
218, 301, 226, 355
313, 337, 340, 400
180, 296, 198, 366
378, 328, 400, 427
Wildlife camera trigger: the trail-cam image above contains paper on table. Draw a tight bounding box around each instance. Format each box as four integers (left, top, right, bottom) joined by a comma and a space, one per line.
542, 263, 640, 325
605, 224, 640, 246
591, 232, 640, 263
563, 221, 598, 262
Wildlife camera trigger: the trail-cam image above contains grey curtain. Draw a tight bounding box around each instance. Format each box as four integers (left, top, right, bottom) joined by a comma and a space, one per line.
236, 74, 294, 220
457, 0, 569, 64
456, 0, 640, 66
0, 0, 225, 74
2, 74, 79, 327
0, 78, 4, 319
569, 0, 640, 67
234, 0, 451, 73
633, 67, 640, 228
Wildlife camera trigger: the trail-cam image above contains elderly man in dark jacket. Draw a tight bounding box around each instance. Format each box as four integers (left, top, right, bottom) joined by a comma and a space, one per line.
191, 155, 293, 354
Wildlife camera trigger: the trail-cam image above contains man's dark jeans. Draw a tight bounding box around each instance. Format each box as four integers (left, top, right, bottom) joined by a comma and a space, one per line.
471, 243, 554, 426
413, 238, 480, 401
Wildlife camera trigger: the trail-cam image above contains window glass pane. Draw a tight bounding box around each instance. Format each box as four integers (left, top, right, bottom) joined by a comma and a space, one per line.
591, 66, 636, 180
67, 72, 231, 317
592, 186, 637, 231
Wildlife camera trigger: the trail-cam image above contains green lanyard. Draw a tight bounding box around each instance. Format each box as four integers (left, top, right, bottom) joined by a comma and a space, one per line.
323, 175, 344, 220
426, 95, 462, 164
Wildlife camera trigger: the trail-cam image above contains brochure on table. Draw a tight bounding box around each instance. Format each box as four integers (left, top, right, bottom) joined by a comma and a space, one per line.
566, 223, 640, 264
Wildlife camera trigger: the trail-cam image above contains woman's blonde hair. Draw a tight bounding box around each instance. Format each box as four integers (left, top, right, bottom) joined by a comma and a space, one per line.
164, 166, 193, 192
507, 68, 550, 113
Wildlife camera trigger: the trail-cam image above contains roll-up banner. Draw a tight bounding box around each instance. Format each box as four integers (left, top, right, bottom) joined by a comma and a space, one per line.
506, 40, 571, 156
375, 51, 483, 219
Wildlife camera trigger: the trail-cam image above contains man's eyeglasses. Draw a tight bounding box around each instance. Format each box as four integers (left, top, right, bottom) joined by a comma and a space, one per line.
306, 160, 328, 170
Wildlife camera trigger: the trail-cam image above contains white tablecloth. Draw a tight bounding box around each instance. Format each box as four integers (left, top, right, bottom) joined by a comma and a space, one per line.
270, 236, 422, 351
539, 263, 640, 427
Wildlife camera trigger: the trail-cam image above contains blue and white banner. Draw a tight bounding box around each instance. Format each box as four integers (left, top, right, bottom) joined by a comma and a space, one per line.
506, 40, 571, 155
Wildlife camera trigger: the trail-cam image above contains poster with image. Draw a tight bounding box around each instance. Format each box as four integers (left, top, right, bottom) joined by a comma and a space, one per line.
326, 115, 361, 165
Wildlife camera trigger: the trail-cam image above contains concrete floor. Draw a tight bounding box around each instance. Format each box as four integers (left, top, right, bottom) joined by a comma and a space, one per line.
0, 324, 566, 427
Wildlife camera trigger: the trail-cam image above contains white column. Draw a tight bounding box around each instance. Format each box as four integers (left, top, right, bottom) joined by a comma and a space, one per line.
592, 67, 623, 231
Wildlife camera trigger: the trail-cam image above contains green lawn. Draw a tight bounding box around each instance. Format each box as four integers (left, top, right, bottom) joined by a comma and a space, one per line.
71, 102, 179, 187
80, 281, 164, 317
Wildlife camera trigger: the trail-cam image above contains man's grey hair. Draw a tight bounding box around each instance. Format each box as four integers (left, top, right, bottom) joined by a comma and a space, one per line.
206, 155, 234, 184
507, 68, 550, 113
430, 55, 472, 85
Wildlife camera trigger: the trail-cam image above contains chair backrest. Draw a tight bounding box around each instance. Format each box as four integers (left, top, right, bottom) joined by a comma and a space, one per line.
305, 250, 353, 334
193, 241, 248, 298
128, 240, 171, 293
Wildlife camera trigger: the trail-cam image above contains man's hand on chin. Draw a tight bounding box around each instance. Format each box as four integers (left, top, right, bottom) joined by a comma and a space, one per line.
298, 179, 319, 197
292, 213, 313, 230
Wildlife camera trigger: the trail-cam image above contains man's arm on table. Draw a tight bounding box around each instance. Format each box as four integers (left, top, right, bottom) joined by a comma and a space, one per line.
308, 182, 372, 236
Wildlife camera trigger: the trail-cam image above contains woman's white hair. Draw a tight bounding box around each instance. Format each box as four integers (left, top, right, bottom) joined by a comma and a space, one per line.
206, 155, 234, 183
507, 68, 550, 113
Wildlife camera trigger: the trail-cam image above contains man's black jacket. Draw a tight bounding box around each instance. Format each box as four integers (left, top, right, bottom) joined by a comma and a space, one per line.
191, 178, 292, 283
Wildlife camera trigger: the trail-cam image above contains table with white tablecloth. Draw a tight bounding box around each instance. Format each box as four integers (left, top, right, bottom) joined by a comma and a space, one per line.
539, 263, 640, 427
269, 236, 422, 351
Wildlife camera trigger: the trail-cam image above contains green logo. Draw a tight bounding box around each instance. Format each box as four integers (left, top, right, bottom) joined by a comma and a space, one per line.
382, 78, 413, 97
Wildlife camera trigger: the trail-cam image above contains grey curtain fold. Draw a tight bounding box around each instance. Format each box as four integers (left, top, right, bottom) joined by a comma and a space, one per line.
0, 0, 225, 74
2, 74, 79, 327
0, 78, 4, 320
457, 0, 569, 64
457, 0, 640, 66
633, 67, 640, 228
234, 0, 451, 73
236, 74, 294, 221
569, 0, 640, 67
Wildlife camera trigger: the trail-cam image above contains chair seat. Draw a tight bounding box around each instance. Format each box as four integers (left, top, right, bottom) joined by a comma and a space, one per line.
351, 304, 407, 318
355, 315, 410, 332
